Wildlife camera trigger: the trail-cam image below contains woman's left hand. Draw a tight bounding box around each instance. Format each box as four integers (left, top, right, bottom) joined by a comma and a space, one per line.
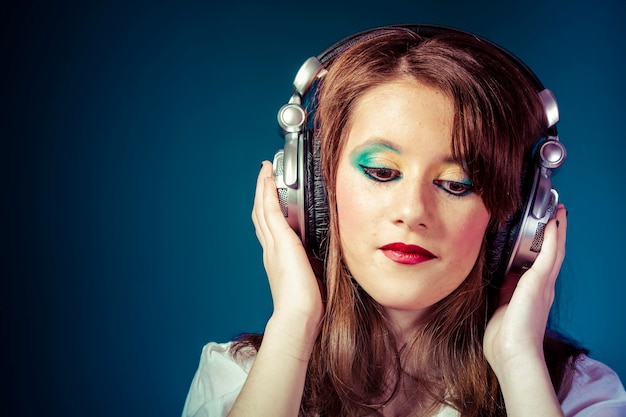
483, 204, 567, 376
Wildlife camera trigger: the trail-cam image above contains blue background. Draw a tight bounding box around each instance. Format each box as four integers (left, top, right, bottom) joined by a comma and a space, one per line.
3, 0, 625, 415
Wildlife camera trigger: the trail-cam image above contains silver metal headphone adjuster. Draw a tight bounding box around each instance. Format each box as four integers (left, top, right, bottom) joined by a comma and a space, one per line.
539, 140, 567, 169
293, 57, 327, 95
539, 88, 559, 128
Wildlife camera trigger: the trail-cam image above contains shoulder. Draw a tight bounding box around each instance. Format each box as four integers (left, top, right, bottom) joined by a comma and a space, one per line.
181, 341, 257, 417
559, 355, 626, 417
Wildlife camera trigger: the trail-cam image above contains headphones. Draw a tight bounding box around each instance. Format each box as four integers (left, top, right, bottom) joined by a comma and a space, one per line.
272, 24, 566, 278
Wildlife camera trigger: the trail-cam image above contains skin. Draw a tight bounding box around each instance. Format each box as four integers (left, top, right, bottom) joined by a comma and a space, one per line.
335, 79, 490, 341
233, 78, 568, 417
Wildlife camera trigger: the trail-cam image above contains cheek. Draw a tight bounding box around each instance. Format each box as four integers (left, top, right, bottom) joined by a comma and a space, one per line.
335, 167, 381, 246
449, 207, 490, 258
336, 173, 362, 238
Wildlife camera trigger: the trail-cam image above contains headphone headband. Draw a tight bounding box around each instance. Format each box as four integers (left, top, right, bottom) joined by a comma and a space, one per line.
292, 25, 559, 136
317, 25, 544, 87
274, 24, 566, 277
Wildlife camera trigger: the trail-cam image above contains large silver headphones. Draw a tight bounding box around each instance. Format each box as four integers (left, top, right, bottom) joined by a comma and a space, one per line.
272, 24, 566, 277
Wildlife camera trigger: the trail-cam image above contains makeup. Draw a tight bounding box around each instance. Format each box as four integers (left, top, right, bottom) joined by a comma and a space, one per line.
433, 178, 474, 196
350, 142, 400, 167
350, 142, 402, 182
380, 242, 436, 265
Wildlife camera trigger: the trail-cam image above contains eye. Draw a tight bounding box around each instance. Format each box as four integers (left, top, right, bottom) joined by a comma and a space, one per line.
433, 179, 474, 196
359, 165, 402, 182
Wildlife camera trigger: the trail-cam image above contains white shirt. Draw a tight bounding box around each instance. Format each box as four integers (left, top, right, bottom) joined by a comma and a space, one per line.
182, 342, 626, 417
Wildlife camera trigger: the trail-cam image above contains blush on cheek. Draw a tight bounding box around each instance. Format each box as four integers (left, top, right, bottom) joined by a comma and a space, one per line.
453, 217, 489, 260
335, 175, 370, 235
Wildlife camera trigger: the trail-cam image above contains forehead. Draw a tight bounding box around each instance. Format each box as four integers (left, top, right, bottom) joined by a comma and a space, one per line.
344, 79, 454, 157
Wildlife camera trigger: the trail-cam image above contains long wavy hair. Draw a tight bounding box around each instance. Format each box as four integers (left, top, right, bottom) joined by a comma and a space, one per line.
235, 29, 586, 417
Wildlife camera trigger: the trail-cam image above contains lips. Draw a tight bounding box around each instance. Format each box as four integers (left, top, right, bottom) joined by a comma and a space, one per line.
380, 242, 436, 265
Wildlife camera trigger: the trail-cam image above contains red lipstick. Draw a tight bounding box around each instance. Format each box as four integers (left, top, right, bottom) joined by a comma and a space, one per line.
380, 243, 436, 265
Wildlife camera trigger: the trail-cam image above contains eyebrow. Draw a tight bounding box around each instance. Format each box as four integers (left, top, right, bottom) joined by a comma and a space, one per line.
351, 139, 462, 166
351, 140, 402, 155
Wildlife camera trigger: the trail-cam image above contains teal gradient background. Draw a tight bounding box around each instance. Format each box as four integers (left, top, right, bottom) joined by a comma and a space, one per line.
3, 0, 625, 415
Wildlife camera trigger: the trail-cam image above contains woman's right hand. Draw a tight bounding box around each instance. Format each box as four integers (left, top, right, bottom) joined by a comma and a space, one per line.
251, 161, 323, 348
227, 162, 323, 417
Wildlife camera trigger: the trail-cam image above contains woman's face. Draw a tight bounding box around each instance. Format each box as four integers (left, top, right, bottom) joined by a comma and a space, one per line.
335, 78, 490, 326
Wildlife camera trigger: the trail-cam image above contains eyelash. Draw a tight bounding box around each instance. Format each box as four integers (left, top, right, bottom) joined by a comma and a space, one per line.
433, 179, 474, 197
359, 165, 474, 197
359, 165, 402, 182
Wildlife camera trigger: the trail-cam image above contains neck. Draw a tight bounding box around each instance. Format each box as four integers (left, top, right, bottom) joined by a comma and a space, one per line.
380, 373, 437, 417
383, 306, 432, 347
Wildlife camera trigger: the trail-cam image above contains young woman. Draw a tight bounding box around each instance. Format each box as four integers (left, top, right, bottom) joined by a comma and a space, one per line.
182, 26, 626, 417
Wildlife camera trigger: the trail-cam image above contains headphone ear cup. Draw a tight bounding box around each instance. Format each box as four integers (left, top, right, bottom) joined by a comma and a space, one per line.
486, 155, 534, 280
486, 212, 522, 282
304, 131, 329, 259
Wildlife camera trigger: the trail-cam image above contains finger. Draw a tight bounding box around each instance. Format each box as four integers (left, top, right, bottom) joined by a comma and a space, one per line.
521, 223, 557, 293
262, 175, 299, 248
538, 204, 567, 286
251, 163, 265, 242
551, 204, 567, 279
527, 204, 566, 278
497, 205, 567, 307
516, 204, 567, 304
252, 161, 273, 247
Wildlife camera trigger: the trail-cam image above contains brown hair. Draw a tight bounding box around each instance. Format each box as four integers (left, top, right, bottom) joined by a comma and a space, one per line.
236, 28, 586, 417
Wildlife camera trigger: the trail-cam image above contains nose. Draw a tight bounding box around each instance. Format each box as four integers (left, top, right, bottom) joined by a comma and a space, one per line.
391, 177, 433, 230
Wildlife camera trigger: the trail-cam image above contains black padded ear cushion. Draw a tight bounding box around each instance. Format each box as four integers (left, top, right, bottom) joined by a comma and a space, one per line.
486, 211, 522, 281
304, 130, 329, 259
485, 153, 535, 280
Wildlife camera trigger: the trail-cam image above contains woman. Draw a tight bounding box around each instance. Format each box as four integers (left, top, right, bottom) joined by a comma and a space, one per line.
182, 26, 626, 416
